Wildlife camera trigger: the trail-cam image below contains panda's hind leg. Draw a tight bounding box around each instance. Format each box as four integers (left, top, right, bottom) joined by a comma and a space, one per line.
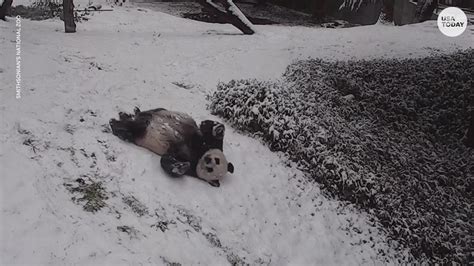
109, 116, 148, 143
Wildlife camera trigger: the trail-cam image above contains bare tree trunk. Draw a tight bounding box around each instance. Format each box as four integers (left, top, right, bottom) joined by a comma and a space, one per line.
414, 0, 438, 23
63, 0, 76, 33
197, 0, 255, 34
0, 0, 13, 21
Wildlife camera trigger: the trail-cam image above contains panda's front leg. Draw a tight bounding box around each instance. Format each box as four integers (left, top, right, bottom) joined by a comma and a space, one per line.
160, 154, 191, 177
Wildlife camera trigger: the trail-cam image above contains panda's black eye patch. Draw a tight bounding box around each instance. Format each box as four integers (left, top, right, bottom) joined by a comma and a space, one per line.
206, 167, 214, 173
215, 158, 220, 165
204, 156, 212, 164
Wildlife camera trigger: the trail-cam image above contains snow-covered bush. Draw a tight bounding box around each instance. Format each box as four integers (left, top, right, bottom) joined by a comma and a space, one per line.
208, 50, 473, 264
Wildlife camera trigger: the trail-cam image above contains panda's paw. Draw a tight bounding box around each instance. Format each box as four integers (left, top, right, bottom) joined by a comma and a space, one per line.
212, 124, 225, 139
170, 161, 191, 176
118, 112, 133, 120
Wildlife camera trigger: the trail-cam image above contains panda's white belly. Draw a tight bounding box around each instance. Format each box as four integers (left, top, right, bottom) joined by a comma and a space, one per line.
134, 111, 197, 156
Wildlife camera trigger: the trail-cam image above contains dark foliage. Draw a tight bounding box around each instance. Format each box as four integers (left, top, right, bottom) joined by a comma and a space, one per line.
11, 3, 62, 20
208, 50, 474, 263
11, 2, 89, 21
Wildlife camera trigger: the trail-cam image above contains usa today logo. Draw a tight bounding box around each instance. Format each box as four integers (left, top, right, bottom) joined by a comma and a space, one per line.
437, 7, 467, 37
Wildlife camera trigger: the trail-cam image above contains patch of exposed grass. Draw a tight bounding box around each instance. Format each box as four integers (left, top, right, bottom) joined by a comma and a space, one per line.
65, 177, 108, 212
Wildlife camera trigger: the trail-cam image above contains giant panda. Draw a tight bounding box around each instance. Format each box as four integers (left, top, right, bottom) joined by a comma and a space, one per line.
109, 107, 234, 187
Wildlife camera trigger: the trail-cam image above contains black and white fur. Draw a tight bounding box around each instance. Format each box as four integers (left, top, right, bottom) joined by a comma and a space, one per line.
109, 107, 234, 187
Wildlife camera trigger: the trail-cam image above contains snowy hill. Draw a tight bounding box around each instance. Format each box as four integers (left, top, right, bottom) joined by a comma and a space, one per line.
1, 3, 472, 265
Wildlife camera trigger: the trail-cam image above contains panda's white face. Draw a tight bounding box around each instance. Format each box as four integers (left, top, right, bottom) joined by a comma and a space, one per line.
196, 149, 228, 182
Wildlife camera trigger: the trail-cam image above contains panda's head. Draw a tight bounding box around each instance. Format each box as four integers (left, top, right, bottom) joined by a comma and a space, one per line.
196, 149, 234, 183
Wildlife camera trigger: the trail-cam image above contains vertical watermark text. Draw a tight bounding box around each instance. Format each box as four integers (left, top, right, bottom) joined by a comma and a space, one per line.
16, 15, 22, 99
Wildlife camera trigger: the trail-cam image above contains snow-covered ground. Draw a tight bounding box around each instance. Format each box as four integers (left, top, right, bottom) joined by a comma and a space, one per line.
1, 2, 472, 265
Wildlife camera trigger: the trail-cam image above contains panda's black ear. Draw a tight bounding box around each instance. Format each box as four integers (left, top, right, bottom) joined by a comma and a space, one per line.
227, 162, 234, 173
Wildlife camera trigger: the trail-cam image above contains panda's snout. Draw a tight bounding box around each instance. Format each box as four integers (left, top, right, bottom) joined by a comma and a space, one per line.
206, 167, 214, 173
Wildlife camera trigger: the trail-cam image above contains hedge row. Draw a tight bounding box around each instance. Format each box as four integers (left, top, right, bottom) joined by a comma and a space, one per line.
207, 50, 473, 263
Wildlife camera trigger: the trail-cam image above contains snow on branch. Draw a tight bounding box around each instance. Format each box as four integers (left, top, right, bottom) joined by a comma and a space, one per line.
197, 0, 256, 34
215, 0, 256, 33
